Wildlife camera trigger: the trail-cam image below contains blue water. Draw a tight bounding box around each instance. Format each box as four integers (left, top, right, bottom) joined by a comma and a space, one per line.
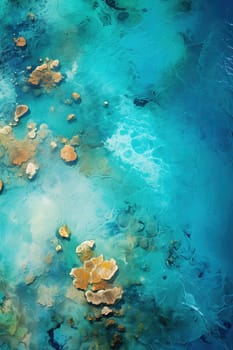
0, 0, 233, 349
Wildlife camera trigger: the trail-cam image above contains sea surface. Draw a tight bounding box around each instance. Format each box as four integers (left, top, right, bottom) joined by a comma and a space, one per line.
0, 0, 233, 349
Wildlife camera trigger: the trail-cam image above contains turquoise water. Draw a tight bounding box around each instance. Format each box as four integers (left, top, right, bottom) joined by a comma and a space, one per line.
0, 0, 233, 349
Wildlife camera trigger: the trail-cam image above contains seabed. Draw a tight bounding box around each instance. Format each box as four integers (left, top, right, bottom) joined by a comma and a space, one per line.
0, 1, 233, 349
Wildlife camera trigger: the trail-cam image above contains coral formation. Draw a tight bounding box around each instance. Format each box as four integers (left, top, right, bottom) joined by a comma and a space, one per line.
70, 268, 90, 290
14, 36, 27, 47
60, 145, 77, 163
101, 306, 113, 316
0, 125, 12, 135
27, 123, 37, 139
70, 243, 122, 307
76, 240, 95, 262
14, 104, 29, 123
71, 92, 81, 102
55, 244, 62, 252
28, 59, 63, 90
37, 285, 58, 307
9, 140, 36, 166
111, 333, 123, 349
25, 273, 36, 285
0, 123, 40, 179
70, 135, 80, 146
91, 258, 118, 283
85, 287, 123, 305
58, 224, 71, 238
28, 129, 37, 139
50, 141, 58, 150
67, 113, 76, 122
0, 298, 19, 336
25, 162, 39, 180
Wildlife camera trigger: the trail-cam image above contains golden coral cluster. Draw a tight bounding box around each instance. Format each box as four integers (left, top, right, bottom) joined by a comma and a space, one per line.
70, 242, 123, 306
28, 59, 63, 90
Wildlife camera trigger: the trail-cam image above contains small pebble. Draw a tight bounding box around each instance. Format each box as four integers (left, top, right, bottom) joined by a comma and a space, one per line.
67, 113, 76, 122
50, 141, 58, 150
55, 244, 62, 252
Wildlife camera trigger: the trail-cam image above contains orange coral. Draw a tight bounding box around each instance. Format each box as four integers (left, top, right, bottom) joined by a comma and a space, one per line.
14, 37, 27, 47
70, 254, 117, 291
92, 280, 111, 292
60, 145, 77, 163
70, 244, 122, 306
28, 59, 63, 90
91, 259, 118, 282
70, 268, 90, 290
72, 92, 81, 102
83, 255, 104, 273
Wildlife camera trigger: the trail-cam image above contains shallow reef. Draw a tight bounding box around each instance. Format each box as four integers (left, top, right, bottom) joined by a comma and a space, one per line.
0, 0, 233, 349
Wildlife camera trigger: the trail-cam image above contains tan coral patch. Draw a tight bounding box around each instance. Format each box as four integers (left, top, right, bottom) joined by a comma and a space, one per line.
28, 60, 63, 90
14, 105, 29, 122
91, 280, 111, 292
9, 140, 36, 166
85, 287, 123, 305
70, 268, 90, 290
14, 37, 27, 47
92, 259, 118, 281
60, 145, 77, 163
